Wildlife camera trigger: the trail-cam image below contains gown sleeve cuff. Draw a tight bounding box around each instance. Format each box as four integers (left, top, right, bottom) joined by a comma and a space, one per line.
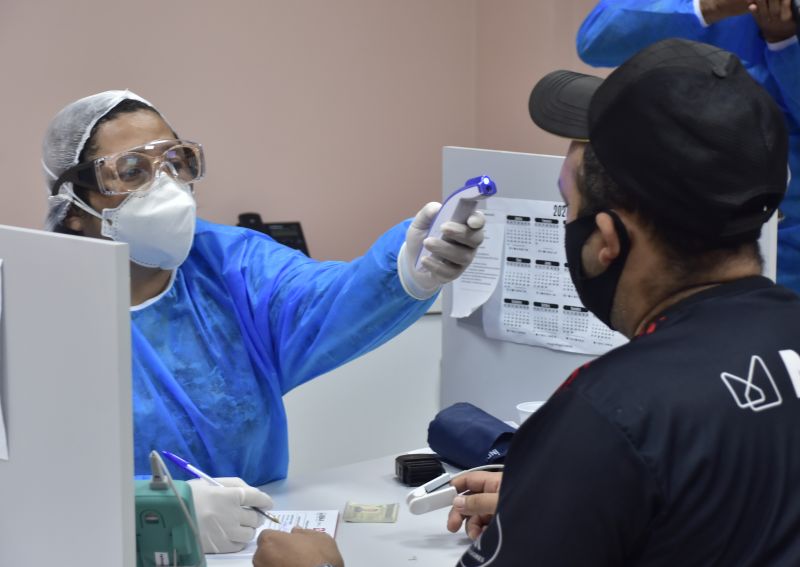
693, 0, 711, 27
767, 35, 799, 51
396, 242, 441, 300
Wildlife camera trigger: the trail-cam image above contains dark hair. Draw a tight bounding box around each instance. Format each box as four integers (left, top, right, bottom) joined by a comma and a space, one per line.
78, 99, 161, 162
577, 143, 762, 274
54, 99, 164, 235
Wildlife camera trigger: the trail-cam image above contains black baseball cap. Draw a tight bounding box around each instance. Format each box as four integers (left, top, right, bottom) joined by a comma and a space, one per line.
529, 38, 789, 244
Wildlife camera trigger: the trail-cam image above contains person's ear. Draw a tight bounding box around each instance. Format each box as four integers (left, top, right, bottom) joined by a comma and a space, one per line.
64, 209, 85, 233
593, 212, 622, 268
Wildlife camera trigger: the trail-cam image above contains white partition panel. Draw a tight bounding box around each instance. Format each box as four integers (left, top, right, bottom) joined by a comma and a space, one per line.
285, 311, 442, 476
0, 225, 133, 567
441, 147, 591, 421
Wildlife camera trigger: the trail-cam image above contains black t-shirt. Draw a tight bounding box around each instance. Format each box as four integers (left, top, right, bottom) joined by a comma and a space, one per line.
458, 277, 800, 566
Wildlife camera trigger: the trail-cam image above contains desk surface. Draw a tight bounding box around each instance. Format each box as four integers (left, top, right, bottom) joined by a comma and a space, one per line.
206, 454, 469, 567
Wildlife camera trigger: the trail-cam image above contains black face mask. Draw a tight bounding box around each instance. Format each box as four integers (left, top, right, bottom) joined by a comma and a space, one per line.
564, 210, 631, 330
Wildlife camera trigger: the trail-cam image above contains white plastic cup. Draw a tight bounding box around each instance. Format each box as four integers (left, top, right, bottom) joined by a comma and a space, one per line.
516, 401, 546, 424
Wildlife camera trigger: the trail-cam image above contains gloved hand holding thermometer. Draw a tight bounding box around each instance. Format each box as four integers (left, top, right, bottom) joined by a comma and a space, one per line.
398, 175, 496, 299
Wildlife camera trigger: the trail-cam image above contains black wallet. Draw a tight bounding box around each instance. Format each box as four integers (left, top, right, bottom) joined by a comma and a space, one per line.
395, 453, 445, 486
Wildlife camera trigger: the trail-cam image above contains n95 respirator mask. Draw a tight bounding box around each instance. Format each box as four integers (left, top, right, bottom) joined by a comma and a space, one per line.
63, 171, 199, 269
100, 173, 197, 269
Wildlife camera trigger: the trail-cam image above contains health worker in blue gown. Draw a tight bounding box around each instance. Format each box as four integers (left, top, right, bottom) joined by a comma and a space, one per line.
577, 0, 800, 292
41, 90, 486, 554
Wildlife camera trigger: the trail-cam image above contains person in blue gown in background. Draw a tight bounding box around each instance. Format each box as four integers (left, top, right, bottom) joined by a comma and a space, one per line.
577, 0, 800, 292
41, 90, 486, 553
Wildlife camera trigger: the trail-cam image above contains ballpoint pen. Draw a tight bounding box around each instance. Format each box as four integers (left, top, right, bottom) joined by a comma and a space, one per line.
161, 450, 280, 524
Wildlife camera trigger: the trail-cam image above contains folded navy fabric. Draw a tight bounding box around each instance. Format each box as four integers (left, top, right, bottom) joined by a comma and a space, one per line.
427, 402, 516, 470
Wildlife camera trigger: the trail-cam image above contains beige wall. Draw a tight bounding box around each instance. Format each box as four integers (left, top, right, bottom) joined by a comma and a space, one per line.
476, 0, 608, 156
0, 0, 602, 261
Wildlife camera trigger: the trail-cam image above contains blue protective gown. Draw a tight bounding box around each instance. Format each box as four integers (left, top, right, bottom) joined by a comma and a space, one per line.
577, 1, 800, 292
131, 218, 433, 486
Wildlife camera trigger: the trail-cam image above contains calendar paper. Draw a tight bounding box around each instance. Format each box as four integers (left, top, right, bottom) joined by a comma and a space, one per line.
481, 198, 627, 356
450, 208, 504, 318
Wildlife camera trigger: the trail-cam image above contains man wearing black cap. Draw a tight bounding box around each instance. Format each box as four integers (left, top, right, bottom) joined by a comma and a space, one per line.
445, 38, 800, 566
251, 38, 800, 567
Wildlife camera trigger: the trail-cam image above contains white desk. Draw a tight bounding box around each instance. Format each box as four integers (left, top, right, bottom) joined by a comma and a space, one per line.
206, 454, 470, 567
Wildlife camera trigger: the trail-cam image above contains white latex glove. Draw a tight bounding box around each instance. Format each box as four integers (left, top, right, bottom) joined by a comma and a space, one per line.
397, 202, 486, 299
188, 477, 274, 554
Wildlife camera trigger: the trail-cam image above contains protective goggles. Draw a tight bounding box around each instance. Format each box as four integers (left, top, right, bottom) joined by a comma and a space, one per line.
51, 139, 205, 196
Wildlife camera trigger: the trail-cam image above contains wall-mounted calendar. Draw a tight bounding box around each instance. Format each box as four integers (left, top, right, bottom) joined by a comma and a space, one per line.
480, 197, 627, 356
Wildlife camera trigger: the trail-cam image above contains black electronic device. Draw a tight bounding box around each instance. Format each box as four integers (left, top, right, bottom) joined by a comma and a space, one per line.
395, 454, 446, 487
237, 212, 310, 256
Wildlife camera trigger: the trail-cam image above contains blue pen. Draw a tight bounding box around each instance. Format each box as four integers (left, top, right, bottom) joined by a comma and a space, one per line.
161, 450, 280, 524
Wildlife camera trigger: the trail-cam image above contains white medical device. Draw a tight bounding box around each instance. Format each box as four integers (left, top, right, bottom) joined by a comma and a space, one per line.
415, 175, 497, 270
405, 465, 505, 515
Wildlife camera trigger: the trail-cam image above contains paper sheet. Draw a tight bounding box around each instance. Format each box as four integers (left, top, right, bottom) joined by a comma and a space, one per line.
450, 208, 505, 318
0, 259, 6, 460
481, 198, 627, 356
222, 510, 339, 559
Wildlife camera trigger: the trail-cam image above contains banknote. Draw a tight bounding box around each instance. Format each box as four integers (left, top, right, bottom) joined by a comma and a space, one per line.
343, 501, 399, 523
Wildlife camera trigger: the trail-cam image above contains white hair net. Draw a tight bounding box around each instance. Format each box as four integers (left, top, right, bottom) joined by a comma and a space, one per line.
41, 89, 160, 231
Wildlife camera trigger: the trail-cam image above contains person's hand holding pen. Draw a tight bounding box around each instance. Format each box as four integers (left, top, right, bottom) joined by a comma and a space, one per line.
161, 451, 277, 554
446, 471, 503, 541
161, 451, 279, 523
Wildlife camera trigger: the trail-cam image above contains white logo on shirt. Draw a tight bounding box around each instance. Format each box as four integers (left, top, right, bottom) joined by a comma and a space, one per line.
459, 514, 503, 566
720, 355, 783, 412
778, 349, 800, 398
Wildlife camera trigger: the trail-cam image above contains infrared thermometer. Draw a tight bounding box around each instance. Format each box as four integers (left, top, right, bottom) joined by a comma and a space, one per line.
415, 175, 497, 270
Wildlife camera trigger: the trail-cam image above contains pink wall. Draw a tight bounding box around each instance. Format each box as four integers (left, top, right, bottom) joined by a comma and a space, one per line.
476, 0, 609, 156
0, 0, 603, 261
